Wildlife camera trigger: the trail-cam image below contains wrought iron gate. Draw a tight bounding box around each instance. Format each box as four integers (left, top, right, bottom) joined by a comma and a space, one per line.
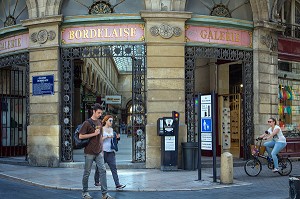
185, 46, 253, 159
0, 52, 29, 157
60, 45, 146, 162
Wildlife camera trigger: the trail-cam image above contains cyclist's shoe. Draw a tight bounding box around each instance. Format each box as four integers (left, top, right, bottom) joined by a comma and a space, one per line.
272, 168, 279, 173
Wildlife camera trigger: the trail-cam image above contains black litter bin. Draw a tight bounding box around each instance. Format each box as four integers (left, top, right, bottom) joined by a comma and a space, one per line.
289, 175, 300, 199
182, 142, 198, 170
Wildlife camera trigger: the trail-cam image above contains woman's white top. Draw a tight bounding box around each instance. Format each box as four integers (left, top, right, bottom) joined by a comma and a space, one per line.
103, 127, 114, 152
267, 125, 286, 143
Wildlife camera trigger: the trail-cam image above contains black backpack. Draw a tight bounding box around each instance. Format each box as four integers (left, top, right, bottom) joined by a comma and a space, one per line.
73, 118, 95, 149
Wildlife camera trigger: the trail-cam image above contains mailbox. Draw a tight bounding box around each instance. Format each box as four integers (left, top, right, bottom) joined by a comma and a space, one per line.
157, 112, 180, 171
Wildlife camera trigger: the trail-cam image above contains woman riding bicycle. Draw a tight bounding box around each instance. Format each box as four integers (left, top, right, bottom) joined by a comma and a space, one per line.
258, 117, 287, 173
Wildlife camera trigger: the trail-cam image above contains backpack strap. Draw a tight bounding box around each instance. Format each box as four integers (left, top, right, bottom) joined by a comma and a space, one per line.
86, 118, 96, 129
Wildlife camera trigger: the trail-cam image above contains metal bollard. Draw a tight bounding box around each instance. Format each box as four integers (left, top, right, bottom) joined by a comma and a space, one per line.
220, 152, 233, 184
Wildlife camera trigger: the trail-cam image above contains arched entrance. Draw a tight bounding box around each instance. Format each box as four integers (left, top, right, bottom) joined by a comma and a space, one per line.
185, 46, 253, 159
60, 44, 147, 163
0, 52, 29, 156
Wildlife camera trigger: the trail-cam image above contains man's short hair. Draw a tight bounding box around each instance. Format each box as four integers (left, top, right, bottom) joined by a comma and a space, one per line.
93, 103, 102, 111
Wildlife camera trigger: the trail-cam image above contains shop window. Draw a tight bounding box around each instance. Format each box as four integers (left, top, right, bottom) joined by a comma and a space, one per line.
279, 61, 291, 72
278, 61, 300, 138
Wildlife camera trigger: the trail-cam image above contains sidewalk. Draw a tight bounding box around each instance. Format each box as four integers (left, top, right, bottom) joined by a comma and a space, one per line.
0, 163, 250, 192
0, 135, 250, 191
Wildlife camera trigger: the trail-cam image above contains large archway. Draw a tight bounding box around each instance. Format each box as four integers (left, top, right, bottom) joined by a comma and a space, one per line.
185, 46, 253, 159
60, 44, 147, 163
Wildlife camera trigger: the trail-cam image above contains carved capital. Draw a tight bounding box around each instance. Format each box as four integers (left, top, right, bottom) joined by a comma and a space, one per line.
150, 24, 182, 39
260, 34, 278, 51
30, 30, 56, 44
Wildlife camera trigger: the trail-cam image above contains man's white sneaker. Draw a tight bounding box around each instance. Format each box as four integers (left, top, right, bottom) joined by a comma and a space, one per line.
102, 193, 114, 199
82, 192, 93, 199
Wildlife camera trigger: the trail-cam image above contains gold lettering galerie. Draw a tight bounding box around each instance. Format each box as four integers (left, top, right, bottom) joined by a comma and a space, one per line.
68, 27, 138, 40
0, 38, 22, 51
199, 30, 240, 43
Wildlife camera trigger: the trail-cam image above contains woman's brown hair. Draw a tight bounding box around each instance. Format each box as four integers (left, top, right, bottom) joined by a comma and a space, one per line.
102, 115, 113, 126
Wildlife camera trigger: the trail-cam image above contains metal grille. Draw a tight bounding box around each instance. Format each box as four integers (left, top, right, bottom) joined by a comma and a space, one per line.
60, 45, 147, 162
185, 46, 253, 159
0, 52, 29, 157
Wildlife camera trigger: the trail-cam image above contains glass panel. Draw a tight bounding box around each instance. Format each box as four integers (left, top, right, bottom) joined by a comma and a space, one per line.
278, 61, 300, 138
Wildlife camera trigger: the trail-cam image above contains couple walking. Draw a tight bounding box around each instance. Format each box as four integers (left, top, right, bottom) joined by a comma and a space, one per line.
79, 103, 125, 199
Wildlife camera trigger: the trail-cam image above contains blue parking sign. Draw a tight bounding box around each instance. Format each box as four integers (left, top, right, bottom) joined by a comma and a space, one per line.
201, 118, 212, 133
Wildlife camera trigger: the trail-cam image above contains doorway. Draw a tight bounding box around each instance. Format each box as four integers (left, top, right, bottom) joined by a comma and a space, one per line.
0, 52, 29, 157
60, 44, 147, 163
185, 46, 254, 159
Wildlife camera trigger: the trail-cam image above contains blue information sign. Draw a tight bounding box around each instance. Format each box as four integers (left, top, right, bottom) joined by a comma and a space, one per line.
32, 75, 54, 96
201, 118, 212, 133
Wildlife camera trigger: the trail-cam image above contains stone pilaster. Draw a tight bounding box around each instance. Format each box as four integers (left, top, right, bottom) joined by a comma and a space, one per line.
253, 21, 284, 137
22, 15, 63, 167
141, 11, 191, 168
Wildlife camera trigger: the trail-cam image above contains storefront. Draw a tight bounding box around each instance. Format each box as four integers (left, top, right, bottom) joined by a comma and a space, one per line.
278, 36, 300, 157
184, 17, 253, 158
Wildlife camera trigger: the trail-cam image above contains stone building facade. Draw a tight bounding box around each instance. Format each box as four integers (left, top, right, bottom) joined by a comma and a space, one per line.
1, 0, 297, 168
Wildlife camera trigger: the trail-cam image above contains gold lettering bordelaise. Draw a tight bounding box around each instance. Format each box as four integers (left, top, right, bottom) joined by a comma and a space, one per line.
68, 27, 138, 40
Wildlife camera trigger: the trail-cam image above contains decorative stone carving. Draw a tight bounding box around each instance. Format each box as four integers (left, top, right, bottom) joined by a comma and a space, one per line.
30, 30, 56, 44
260, 34, 278, 51
150, 24, 182, 39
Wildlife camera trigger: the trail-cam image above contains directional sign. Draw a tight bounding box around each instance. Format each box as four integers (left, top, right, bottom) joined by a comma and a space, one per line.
201, 118, 212, 133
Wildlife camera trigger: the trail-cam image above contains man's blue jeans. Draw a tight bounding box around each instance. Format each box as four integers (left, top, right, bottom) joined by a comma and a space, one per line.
82, 153, 107, 195
263, 140, 287, 169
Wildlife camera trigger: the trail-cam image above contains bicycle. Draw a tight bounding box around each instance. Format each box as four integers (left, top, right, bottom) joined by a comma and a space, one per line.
244, 137, 292, 177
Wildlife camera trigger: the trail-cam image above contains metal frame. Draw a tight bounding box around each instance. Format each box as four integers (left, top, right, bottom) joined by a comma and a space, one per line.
0, 52, 29, 156
185, 46, 253, 159
60, 45, 147, 162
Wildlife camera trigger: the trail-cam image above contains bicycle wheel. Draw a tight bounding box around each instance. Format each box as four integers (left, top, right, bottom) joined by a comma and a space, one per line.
244, 158, 262, 177
278, 158, 292, 176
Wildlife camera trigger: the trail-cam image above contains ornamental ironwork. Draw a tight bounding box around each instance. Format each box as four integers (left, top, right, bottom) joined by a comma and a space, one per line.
198, 0, 250, 18
1, 0, 27, 27
0, 52, 30, 156
73, 0, 125, 14
60, 44, 146, 162
185, 46, 253, 159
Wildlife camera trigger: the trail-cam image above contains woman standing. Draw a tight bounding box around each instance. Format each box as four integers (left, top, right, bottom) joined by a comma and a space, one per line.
94, 115, 126, 190
259, 117, 287, 172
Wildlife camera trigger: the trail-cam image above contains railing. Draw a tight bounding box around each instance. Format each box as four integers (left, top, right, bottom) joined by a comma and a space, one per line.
280, 22, 300, 39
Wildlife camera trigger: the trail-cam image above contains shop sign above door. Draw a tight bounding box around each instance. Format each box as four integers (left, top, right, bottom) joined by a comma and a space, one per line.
0, 33, 29, 55
61, 24, 144, 45
186, 25, 252, 48
105, 95, 121, 104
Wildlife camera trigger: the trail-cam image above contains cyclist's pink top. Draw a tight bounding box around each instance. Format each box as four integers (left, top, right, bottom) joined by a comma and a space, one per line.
267, 125, 286, 143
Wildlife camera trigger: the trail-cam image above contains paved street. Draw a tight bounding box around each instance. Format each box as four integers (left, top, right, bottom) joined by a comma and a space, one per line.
1, 161, 299, 199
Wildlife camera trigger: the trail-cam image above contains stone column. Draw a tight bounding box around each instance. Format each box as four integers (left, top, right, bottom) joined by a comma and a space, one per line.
141, 11, 191, 168
252, 21, 284, 136
22, 15, 62, 167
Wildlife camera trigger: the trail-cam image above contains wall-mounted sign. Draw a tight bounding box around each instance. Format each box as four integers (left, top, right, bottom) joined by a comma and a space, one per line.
83, 94, 96, 102
0, 33, 29, 55
32, 75, 54, 96
61, 24, 144, 44
186, 25, 252, 48
105, 95, 121, 104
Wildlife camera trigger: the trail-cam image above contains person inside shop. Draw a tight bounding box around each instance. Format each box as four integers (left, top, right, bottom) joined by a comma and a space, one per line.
258, 117, 287, 173
94, 115, 126, 191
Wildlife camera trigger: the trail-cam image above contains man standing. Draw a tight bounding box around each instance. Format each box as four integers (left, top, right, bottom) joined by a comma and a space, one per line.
79, 103, 114, 199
